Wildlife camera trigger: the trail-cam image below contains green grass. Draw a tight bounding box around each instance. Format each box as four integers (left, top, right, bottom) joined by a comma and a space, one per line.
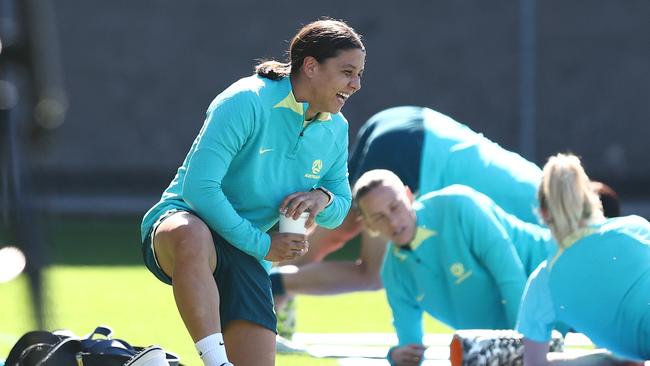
0, 217, 451, 365
0, 266, 450, 365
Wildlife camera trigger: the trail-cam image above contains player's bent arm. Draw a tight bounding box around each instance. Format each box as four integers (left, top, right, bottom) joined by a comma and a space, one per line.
281, 231, 387, 294
296, 209, 364, 263
183, 92, 271, 260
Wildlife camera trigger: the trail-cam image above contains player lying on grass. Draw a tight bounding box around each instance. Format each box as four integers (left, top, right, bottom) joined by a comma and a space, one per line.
352, 169, 555, 366
517, 153, 650, 366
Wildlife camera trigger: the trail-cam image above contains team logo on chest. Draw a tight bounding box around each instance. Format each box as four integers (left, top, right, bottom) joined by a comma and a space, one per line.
450, 263, 472, 285
312, 160, 323, 174
304, 159, 323, 179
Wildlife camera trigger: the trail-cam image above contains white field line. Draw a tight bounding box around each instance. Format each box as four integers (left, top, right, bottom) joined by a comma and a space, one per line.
294, 332, 594, 347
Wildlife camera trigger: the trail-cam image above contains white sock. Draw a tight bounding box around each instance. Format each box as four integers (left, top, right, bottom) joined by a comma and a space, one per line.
196, 333, 230, 366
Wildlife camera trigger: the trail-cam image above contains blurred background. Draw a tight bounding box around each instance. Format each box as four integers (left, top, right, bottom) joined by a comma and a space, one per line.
15, 0, 650, 218
0, 0, 648, 364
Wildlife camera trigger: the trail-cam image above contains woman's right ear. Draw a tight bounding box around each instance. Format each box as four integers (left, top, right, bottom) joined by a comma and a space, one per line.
301, 56, 318, 78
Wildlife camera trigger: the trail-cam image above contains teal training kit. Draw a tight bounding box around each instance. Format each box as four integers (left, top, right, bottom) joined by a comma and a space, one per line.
381, 185, 553, 346
141, 75, 351, 272
517, 215, 650, 361
354, 106, 542, 223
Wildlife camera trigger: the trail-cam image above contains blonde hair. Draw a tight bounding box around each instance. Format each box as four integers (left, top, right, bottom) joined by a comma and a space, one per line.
539, 153, 604, 245
352, 169, 404, 205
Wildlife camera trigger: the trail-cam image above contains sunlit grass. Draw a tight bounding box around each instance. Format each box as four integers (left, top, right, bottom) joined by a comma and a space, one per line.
0, 266, 449, 365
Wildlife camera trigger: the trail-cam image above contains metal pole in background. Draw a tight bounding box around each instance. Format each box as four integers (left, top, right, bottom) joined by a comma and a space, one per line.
0, 68, 47, 329
519, 0, 537, 161
0, 0, 67, 329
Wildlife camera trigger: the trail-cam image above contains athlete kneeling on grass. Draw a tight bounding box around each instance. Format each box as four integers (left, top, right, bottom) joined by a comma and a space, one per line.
517, 153, 650, 366
140, 19, 365, 366
352, 169, 555, 366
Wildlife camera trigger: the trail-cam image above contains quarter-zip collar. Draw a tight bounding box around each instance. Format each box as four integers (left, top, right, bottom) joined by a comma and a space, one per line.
273, 77, 332, 123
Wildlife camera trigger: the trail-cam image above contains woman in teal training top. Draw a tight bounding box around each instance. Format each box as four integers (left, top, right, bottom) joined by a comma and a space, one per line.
517, 153, 650, 365
140, 19, 365, 366
352, 169, 554, 366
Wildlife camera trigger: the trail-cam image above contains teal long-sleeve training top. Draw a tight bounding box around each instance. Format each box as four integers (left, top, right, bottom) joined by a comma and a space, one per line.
381, 185, 553, 346
141, 75, 352, 272
357, 106, 543, 224
517, 215, 650, 361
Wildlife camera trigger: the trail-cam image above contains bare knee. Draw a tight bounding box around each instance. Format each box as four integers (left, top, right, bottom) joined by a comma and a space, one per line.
153, 213, 217, 277
304, 223, 361, 260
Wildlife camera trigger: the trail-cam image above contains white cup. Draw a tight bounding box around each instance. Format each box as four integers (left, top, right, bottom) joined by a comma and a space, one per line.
279, 212, 310, 234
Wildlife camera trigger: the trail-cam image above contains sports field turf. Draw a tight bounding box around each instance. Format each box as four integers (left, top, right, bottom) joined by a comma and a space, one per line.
0, 218, 451, 365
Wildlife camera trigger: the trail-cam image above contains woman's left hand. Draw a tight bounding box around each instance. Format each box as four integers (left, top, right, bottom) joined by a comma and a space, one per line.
279, 190, 330, 228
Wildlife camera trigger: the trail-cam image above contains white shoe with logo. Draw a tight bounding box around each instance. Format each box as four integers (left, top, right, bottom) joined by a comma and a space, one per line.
123, 345, 169, 366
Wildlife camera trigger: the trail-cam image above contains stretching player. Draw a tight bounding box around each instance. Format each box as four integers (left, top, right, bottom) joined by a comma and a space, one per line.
353, 169, 554, 366
518, 153, 649, 365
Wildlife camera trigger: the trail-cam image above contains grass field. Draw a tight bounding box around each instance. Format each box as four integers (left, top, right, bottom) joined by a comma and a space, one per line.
0, 267, 451, 365
0, 218, 451, 365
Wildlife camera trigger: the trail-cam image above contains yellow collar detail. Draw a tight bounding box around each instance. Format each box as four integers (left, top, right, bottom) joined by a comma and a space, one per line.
273, 92, 303, 115
549, 227, 599, 269
273, 92, 332, 122
560, 227, 599, 249
392, 246, 408, 261
391, 227, 436, 261
410, 227, 437, 251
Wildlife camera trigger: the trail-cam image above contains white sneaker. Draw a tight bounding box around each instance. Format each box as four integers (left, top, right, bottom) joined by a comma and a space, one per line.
123, 345, 169, 366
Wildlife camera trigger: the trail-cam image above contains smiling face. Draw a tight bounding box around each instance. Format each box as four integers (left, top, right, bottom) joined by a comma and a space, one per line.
357, 183, 417, 245
303, 48, 365, 117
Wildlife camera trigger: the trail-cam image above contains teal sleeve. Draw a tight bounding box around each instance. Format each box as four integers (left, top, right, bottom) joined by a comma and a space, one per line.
383, 255, 424, 346
315, 136, 351, 228
182, 92, 271, 260
516, 263, 555, 342
461, 197, 528, 328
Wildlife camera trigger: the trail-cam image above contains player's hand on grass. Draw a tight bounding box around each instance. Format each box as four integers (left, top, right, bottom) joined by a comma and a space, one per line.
391, 344, 426, 366
265, 232, 309, 261
279, 190, 330, 229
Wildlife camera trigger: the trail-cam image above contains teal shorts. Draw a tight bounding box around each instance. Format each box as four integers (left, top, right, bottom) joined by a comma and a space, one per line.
142, 209, 277, 333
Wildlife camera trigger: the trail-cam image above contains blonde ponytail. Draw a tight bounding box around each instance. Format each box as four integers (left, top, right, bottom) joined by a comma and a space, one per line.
539, 153, 604, 245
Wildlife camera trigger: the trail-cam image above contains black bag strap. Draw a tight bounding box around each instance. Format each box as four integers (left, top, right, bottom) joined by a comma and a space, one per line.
80, 325, 135, 358
5, 331, 61, 366
84, 325, 113, 340
33, 337, 82, 366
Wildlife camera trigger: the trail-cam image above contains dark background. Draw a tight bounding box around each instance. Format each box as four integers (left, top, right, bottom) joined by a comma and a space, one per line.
16, 0, 650, 218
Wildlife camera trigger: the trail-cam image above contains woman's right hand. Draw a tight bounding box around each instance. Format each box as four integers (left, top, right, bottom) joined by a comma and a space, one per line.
265, 232, 309, 261
391, 344, 426, 366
